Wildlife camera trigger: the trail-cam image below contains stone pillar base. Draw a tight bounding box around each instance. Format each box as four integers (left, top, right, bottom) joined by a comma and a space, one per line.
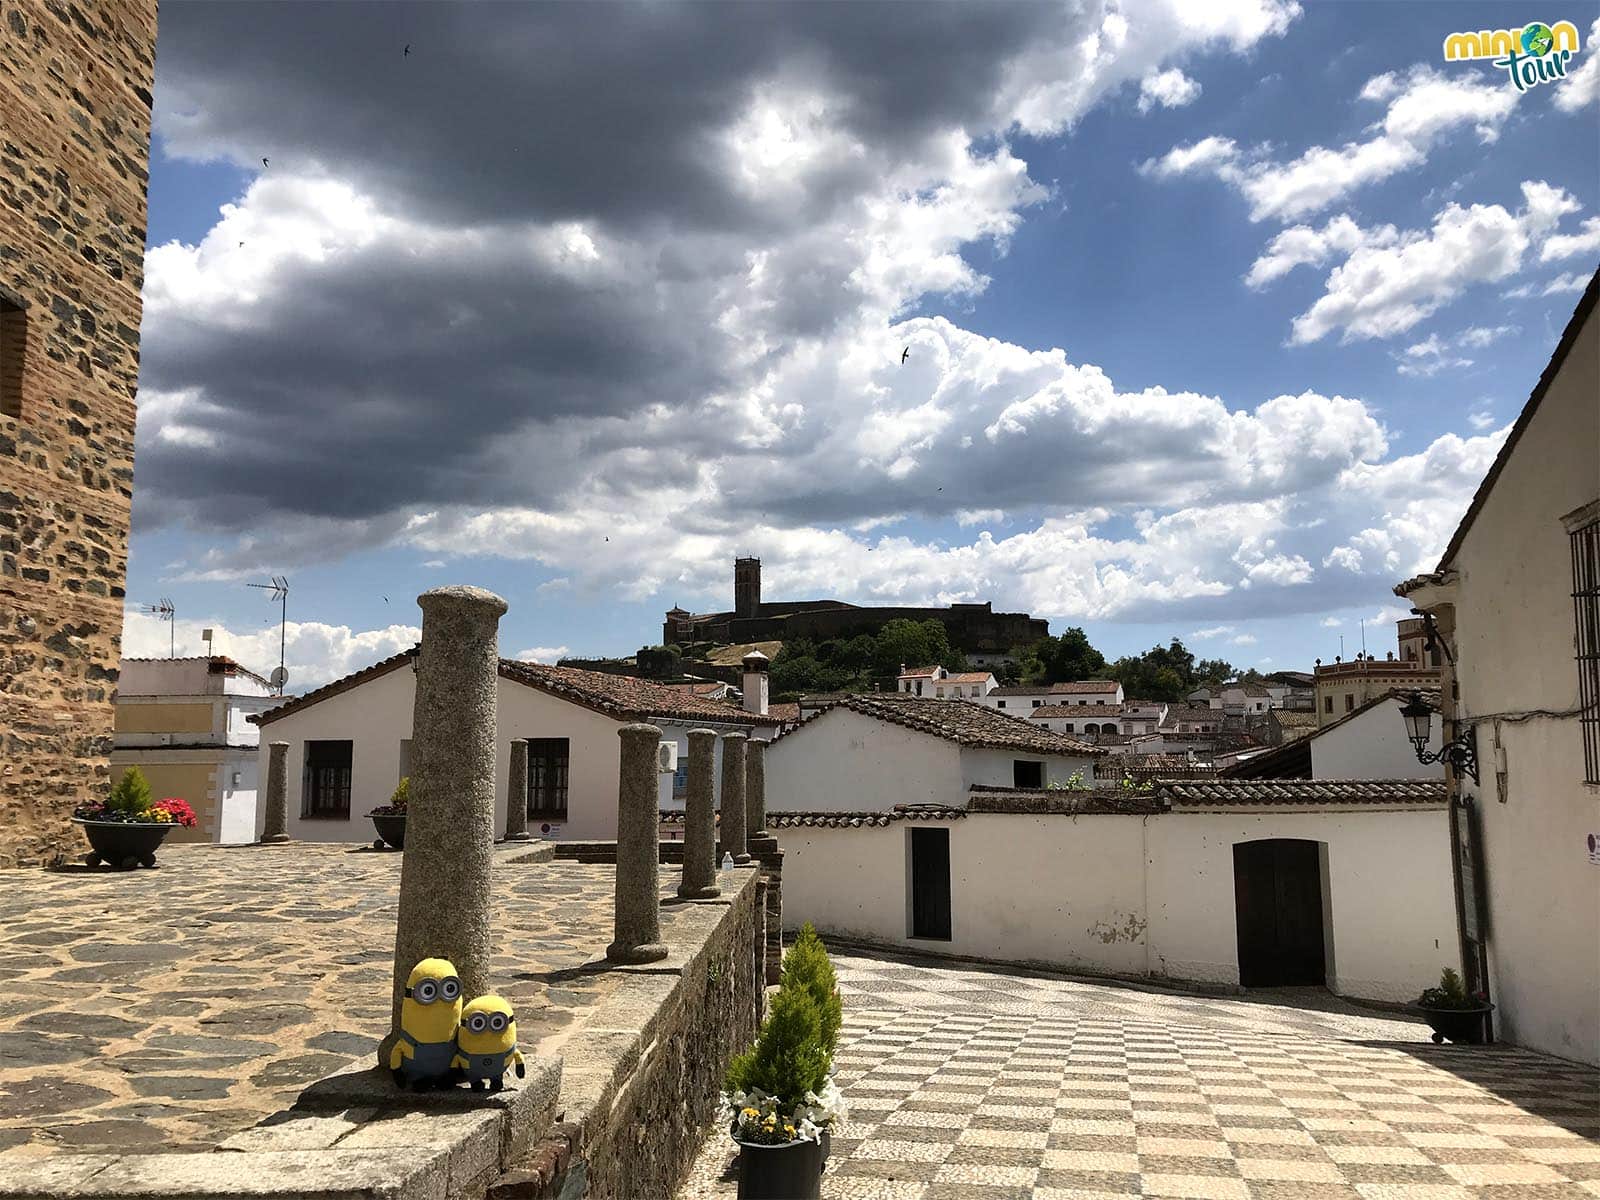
732, 852, 752, 864
259, 834, 291, 845
606, 939, 668, 964
677, 882, 721, 900
502, 832, 533, 843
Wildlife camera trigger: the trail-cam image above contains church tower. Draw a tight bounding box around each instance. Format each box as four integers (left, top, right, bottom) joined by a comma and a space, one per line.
734, 557, 761, 618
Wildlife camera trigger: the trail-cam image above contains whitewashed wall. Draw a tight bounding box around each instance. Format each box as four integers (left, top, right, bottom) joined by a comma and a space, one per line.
256, 666, 769, 843
957, 747, 1099, 790
1445, 294, 1599, 1065
1144, 808, 1460, 1001
765, 710, 963, 811
780, 805, 1458, 1003
1311, 698, 1442, 780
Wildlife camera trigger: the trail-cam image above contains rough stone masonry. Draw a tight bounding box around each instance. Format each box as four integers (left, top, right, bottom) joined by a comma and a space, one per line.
0, 1, 160, 868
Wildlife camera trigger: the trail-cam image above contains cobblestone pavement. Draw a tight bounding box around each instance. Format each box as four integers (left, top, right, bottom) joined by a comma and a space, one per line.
685, 948, 1600, 1199
0, 842, 699, 1161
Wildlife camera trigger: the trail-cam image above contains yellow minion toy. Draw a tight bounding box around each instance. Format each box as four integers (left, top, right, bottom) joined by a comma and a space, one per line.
451, 995, 525, 1092
389, 957, 464, 1089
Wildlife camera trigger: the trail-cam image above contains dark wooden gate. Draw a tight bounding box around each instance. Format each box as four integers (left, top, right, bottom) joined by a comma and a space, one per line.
1233, 839, 1326, 987
910, 828, 951, 940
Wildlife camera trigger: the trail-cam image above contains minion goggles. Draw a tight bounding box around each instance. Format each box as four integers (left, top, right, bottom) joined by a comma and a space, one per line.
404, 976, 462, 1003
465, 1011, 514, 1033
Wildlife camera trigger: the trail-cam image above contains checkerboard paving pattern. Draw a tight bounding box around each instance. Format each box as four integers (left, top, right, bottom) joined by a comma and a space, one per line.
681, 951, 1600, 1198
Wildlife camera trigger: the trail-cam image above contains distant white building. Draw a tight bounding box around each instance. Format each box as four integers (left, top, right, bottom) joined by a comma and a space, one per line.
251, 652, 781, 843
112, 656, 279, 844
979, 679, 1123, 712
896, 665, 997, 700
1030, 703, 1126, 736
765, 693, 1103, 809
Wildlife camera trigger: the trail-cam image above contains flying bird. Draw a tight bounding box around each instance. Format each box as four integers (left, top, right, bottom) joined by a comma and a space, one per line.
404, 43, 411, 56
900, 347, 909, 364
261, 157, 269, 167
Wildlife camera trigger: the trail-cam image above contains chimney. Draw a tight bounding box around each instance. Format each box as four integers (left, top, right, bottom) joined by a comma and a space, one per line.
741, 649, 770, 716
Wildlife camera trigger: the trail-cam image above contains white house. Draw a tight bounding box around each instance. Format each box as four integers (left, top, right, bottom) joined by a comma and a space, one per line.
1222, 690, 1443, 781
764, 693, 1104, 810
979, 679, 1123, 712
112, 656, 279, 844
1159, 705, 1222, 734
1030, 703, 1126, 736
776, 779, 1458, 1003
250, 652, 782, 843
1398, 268, 1600, 1066
1209, 682, 1273, 715
896, 666, 997, 700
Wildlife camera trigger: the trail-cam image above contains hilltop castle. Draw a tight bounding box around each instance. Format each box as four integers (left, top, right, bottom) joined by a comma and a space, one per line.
663, 558, 1048, 659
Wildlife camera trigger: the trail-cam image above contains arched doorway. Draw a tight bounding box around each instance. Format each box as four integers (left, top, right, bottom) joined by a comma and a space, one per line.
1232, 839, 1327, 987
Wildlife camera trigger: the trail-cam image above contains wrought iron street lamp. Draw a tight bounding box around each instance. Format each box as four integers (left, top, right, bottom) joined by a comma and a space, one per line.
1399, 690, 1479, 784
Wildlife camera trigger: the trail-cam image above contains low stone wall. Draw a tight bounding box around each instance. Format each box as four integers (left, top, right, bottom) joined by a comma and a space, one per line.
491, 866, 763, 1199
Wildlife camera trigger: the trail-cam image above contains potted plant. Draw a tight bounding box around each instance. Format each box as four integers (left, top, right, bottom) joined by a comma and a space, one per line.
367, 777, 408, 850
73, 767, 197, 869
720, 925, 846, 1200
1414, 967, 1493, 1045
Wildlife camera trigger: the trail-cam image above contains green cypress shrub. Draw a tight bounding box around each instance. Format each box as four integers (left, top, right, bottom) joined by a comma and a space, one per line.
107, 766, 153, 817
725, 985, 829, 1108
781, 923, 842, 1062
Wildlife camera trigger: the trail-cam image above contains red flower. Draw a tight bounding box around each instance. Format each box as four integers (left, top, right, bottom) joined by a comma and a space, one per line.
153, 797, 198, 828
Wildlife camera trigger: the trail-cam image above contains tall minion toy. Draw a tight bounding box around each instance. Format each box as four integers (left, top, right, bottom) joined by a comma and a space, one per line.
451, 995, 525, 1092
389, 957, 463, 1089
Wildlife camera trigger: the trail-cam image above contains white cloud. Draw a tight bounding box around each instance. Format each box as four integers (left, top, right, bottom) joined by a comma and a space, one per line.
1553, 19, 1600, 112
1321, 616, 1342, 627
1148, 66, 1517, 222
1244, 214, 1393, 289
1191, 625, 1236, 639
513, 646, 570, 664
1137, 68, 1202, 113
1539, 270, 1592, 296
1456, 324, 1515, 349
1230, 633, 1258, 645
1290, 181, 1583, 343
1540, 215, 1600, 261
121, 609, 419, 690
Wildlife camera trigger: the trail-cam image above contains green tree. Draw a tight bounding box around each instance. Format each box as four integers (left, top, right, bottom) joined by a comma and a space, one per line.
108, 766, 153, 816
725, 985, 829, 1107
635, 644, 682, 679
872, 618, 962, 678
1037, 627, 1107, 683
780, 924, 842, 1062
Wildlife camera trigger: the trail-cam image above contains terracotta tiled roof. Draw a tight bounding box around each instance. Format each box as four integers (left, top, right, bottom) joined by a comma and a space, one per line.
498, 660, 785, 725
253, 651, 784, 727
1031, 704, 1126, 719
660, 804, 965, 829
1273, 709, 1319, 728
988, 679, 1120, 697
1160, 706, 1220, 725
941, 672, 994, 684
122, 654, 274, 689
767, 702, 802, 723
784, 693, 1104, 756
1157, 779, 1448, 807
965, 787, 1164, 816
898, 665, 942, 678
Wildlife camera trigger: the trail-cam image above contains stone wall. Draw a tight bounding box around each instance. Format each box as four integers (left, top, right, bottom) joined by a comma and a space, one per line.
0, 0, 159, 867
492, 868, 764, 1199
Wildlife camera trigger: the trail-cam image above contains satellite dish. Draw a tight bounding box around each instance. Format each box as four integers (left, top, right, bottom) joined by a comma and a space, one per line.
270, 666, 289, 690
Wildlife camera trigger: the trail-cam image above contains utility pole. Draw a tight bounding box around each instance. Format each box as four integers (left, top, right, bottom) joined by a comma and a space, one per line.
247, 576, 290, 694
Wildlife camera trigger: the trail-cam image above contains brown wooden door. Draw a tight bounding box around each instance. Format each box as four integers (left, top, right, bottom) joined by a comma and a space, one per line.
1233, 839, 1326, 987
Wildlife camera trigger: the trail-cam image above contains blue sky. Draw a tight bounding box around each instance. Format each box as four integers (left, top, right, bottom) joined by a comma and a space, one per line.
125, 2, 1599, 687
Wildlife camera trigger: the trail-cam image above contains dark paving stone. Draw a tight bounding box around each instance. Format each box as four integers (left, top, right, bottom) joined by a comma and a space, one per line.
0, 1030, 103, 1067
49, 1119, 170, 1148
248, 1052, 353, 1088
306, 1030, 377, 1056
19, 1011, 144, 1039
48, 963, 165, 984
68, 942, 188, 964
130, 1076, 235, 1101
147, 1034, 279, 1058
0, 1078, 115, 1118
195, 1003, 313, 1034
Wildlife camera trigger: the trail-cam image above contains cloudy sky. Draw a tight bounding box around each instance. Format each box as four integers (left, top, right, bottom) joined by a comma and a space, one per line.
124, 1, 1600, 687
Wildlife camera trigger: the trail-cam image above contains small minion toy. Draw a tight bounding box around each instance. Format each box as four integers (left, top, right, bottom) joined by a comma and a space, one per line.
389, 957, 463, 1089
451, 995, 525, 1092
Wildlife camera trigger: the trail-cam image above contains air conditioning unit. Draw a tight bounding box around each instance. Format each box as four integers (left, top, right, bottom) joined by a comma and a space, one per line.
656, 741, 679, 774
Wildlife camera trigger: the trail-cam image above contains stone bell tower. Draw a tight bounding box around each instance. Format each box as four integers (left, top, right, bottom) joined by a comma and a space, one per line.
734, 556, 761, 619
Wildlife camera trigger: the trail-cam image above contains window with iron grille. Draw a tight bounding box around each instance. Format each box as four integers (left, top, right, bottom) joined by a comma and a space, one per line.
528, 737, 569, 817
0, 295, 24, 419
1571, 515, 1600, 784
303, 740, 353, 819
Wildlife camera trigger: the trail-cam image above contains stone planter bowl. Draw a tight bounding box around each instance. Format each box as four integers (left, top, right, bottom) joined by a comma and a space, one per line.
1417, 1004, 1493, 1045
369, 811, 406, 850
733, 1134, 823, 1200
74, 818, 177, 869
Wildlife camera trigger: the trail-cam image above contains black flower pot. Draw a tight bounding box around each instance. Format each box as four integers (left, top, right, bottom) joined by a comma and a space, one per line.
74, 819, 177, 869
1418, 1004, 1493, 1045
735, 1136, 823, 1200
370, 812, 406, 850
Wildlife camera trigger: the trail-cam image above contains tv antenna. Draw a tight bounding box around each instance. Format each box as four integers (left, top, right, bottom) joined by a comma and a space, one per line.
247, 575, 290, 693
142, 598, 176, 658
